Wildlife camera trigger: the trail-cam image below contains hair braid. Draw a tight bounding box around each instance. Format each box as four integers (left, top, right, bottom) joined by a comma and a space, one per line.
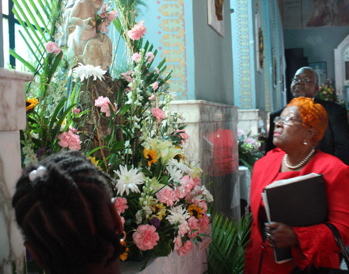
12, 151, 122, 273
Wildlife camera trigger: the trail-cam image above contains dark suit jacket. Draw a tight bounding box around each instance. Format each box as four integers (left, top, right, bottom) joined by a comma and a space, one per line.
265, 98, 349, 165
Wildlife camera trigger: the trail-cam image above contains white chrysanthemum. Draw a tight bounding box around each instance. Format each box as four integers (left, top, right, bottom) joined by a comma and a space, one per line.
72, 63, 107, 81
113, 165, 144, 196
201, 185, 214, 202
166, 205, 190, 225
166, 164, 183, 182
174, 159, 193, 175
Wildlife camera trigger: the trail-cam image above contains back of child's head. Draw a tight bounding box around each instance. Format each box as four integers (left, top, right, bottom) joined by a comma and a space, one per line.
12, 151, 122, 274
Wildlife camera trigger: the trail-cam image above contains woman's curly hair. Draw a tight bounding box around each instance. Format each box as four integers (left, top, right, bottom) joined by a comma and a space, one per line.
12, 151, 123, 274
287, 97, 328, 143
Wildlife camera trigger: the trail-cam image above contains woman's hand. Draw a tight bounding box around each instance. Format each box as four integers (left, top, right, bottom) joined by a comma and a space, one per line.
265, 222, 299, 248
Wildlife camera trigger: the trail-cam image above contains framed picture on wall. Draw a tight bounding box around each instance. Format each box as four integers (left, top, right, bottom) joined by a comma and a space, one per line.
309, 62, 327, 85
207, 0, 224, 37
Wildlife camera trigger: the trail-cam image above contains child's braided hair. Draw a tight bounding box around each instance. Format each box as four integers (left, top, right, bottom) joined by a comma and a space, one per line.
12, 151, 122, 274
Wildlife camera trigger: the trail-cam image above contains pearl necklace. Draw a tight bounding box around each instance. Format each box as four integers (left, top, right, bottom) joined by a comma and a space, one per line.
283, 148, 316, 170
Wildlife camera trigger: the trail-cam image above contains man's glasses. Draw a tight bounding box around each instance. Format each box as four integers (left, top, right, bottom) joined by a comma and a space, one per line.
292, 77, 315, 84
273, 115, 311, 127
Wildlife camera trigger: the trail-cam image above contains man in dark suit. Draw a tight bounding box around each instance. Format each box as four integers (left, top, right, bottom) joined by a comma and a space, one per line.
265, 66, 349, 165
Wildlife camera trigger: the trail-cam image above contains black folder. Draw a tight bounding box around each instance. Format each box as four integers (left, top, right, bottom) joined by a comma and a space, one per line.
262, 173, 328, 263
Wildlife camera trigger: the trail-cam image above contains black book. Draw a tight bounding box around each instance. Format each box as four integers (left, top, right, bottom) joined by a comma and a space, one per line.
262, 173, 328, 263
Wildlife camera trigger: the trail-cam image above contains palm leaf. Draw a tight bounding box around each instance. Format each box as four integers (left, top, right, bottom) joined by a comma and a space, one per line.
206, 211, 251, 274
11, 0, 62, 73
9, 49, 36, 72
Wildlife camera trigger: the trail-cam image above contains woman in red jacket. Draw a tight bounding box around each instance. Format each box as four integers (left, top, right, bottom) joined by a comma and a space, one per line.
244, 97, 349, 273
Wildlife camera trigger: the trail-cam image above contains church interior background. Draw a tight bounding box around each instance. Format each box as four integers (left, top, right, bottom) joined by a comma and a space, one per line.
1, 0, 349, 272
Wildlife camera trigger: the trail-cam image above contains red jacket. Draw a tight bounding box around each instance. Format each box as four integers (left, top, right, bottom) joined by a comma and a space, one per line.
245, 148, 349, 273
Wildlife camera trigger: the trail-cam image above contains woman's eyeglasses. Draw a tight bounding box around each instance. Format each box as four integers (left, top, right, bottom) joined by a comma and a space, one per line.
273, 116, 311, 127
292, 77, 315, 84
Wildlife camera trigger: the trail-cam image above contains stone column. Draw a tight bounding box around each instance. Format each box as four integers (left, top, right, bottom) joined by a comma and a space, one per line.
0, 68, 33, 274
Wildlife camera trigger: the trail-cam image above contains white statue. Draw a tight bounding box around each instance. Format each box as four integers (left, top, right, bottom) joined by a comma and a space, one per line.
66, 0, 112, 70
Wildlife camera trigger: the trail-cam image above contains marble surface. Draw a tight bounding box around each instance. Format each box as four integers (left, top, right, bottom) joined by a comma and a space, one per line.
238, 109, 268, 136
0, 68, 32, 131
0, 68, 33, 274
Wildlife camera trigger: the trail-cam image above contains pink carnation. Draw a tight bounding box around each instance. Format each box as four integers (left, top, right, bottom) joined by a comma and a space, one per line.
180, 175, 196, 192
174, 129, 189, 143
198, 200, 208, 212
113, 197, 128, 214
107, 10, 118, 21
174, 235, 182, 251
132, 53, 141, 62
72, 108, 80, 114
175, 176, 195, 199
188, 216, 199, 239
193, 176, 201, 186
199, 215, 210, 233
127, 20, 147, 40
132, 224, 159, 251
156, 186, 178, 206
151, 107, 166, 123
177, 240, 193, 256
178, 220, 189, 237
146, 52, 154, 63
58, 129, 82, 151
95, 96, 116, 117
45, 41, 61, 55
174, 186, 187, 199
148, 93, 156, 101
151, 81, 159, 91
120, 70, 133, 82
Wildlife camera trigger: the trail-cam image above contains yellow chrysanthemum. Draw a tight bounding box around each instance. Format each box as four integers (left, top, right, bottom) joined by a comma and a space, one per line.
151, 203, 167, 220
143, 149, 159, 167
187, 204, 204, 218
26, 98, 39, 111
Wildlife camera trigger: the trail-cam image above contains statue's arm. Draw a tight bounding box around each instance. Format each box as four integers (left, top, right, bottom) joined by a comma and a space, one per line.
70, 0, 85, 27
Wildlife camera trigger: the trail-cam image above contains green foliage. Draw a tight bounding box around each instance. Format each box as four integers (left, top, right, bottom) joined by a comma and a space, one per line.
206, 211, 252, 274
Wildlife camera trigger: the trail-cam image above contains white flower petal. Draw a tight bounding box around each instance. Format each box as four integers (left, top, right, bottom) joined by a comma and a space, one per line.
113, 165, 144, 196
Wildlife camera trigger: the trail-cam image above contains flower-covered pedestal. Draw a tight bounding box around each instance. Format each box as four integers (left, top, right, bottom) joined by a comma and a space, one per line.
12, 1, 216, 269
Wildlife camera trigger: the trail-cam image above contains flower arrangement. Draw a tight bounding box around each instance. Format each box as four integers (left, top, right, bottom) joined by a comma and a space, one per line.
13, 0, 213, 268
317, 79, 338, 102
238, 129, 264, 170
